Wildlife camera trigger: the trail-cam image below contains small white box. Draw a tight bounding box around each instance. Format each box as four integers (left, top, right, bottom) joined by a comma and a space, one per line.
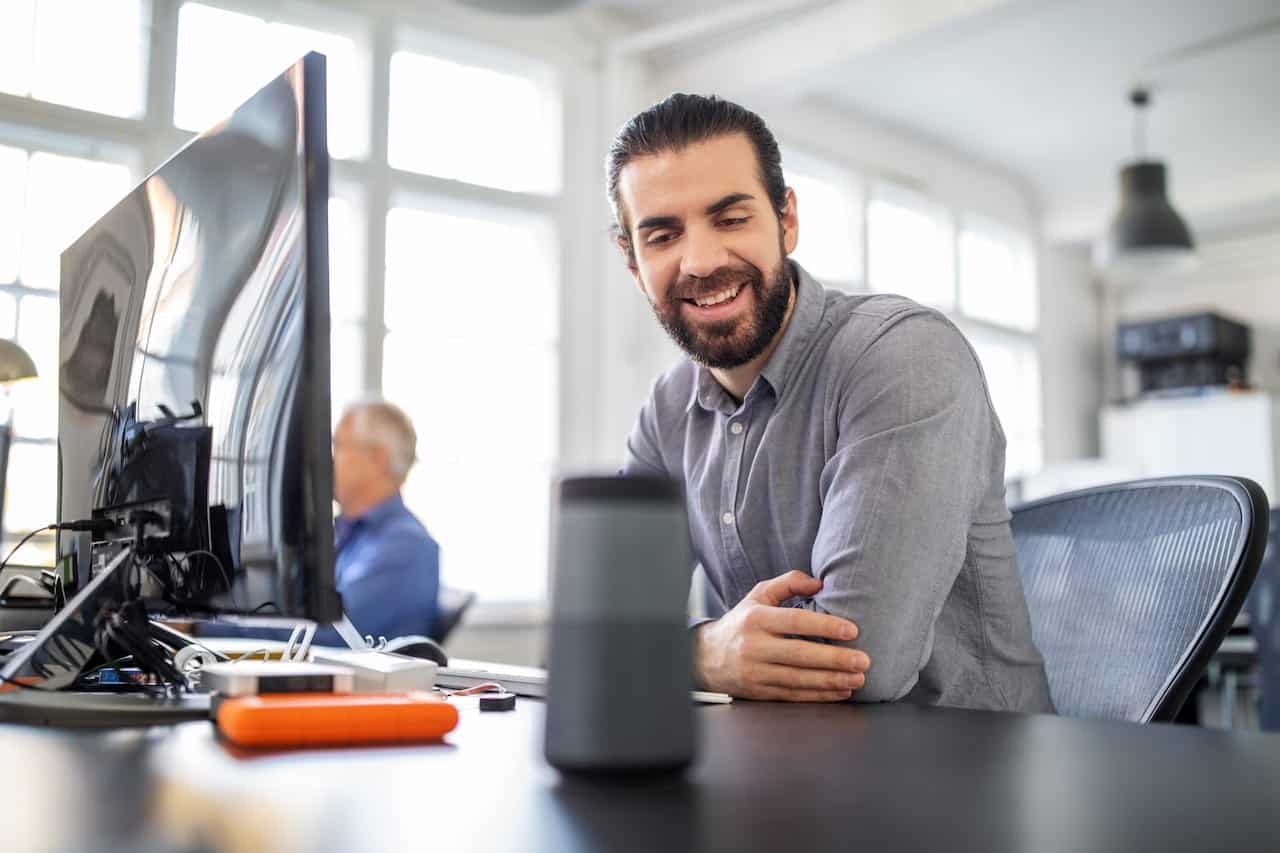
309, 649, 438, 692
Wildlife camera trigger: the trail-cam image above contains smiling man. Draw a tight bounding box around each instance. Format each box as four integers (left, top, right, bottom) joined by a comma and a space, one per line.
612, 94, 1053, 711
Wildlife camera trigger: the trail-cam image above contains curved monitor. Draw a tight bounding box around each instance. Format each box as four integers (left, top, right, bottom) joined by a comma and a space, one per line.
57, 52, 340, 622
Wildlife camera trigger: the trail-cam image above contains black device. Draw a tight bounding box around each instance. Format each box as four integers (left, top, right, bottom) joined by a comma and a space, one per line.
0, 53, 340, 714
382, 634, 449, 667
544, 475, 697, 775
1117, 312, 1250, 394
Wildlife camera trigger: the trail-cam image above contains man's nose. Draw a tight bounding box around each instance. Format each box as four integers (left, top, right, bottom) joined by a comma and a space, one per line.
679, 224, 730, 280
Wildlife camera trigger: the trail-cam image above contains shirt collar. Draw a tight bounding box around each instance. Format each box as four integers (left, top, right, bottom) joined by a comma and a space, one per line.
339, 492, 405, 530
686, 260, 826, 414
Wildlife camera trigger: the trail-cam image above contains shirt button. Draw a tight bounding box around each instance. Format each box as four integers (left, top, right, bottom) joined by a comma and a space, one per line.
729, 422, 744, 435
721, 511, 735, 526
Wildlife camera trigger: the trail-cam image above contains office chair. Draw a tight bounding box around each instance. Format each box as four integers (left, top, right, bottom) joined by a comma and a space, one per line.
1245, 508, 1280, 731
1011, 475, 1268, 723
432, 586, 476, 646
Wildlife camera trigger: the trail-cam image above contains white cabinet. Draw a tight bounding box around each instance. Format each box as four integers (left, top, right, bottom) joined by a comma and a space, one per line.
1101, 391, 1280, 505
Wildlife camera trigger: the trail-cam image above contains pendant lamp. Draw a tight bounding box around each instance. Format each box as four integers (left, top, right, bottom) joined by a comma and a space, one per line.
1095, 88, 1197, 280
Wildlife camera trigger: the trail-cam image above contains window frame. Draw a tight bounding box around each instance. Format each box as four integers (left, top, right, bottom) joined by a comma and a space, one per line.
0, 1, 570, 584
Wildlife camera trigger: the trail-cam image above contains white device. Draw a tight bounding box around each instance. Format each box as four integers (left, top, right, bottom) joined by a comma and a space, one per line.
309, 648, 438, 692
198, 661, 356, 697
438, 658, 731, 704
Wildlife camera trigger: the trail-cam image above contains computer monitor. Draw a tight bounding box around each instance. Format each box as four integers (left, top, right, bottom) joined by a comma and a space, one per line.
0, 52, 341, 702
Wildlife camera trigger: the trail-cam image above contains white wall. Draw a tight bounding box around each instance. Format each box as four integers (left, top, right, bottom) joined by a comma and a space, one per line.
1039, 245, 1103, 462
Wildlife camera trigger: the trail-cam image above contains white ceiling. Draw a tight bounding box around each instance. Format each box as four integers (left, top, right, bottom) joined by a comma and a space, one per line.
798, 0, 1280, 243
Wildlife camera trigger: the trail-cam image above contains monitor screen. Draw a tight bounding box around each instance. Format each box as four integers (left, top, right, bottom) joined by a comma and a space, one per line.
57, 52, 341, 623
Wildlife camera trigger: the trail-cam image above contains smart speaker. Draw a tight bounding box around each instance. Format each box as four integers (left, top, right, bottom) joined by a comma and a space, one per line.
544, 475, 696, 774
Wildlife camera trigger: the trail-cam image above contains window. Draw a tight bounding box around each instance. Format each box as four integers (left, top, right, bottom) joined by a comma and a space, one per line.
388, 49, 561, 194
0, 145, 131, 564
867, 184, 955, 310
959, 216, 1038, 332
783, 152, 863, 287
382, 204, 558, 602
19, 151, 134, 291
328, 194, 366, 418
0, 0, 147, 118
175, 3, 367, 159
964, 327, 1043, 480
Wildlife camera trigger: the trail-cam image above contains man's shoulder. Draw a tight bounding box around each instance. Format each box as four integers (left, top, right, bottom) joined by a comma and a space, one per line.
373, 507, 439, 554
821, 290, 970, 370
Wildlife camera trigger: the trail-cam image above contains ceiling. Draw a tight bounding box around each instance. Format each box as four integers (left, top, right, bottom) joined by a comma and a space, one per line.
797, 0, 1280, 243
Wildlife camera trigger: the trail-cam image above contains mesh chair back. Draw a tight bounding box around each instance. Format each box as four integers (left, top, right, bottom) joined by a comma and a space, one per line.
1012, 476, 1268, 723
433, 586, 477, 645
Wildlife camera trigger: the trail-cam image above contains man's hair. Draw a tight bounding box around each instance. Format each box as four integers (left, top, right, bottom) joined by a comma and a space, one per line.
606, 93, 788, 266
341, 396, 418, 484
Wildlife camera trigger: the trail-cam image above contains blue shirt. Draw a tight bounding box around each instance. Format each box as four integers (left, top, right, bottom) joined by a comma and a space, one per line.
199, 493, 440, 645
332, 493, 440, 642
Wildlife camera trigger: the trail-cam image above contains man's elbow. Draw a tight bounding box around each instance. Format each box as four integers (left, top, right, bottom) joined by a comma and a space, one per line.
849, 671, 917, 703
847, 652, 920, 703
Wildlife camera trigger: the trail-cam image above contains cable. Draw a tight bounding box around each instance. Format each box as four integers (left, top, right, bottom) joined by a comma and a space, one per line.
0, 525, 55, 577
0, 574, 50, 599
180, 549, 239, 609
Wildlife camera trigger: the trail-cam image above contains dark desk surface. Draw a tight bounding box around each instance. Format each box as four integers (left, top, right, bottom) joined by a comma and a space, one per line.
3, 698, 1280, 853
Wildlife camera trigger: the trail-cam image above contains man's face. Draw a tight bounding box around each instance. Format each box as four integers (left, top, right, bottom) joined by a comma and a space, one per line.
331, 414, 384, 511
616, 132, 798, 369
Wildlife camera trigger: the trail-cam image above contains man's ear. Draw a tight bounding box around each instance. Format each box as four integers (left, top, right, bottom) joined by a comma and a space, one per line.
614, 232, 644, 290
370, 444, 393, 480
781, 186, 799, 256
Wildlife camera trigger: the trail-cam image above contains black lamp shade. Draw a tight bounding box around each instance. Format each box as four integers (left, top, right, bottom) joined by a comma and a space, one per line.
1096, 160, 1197, 278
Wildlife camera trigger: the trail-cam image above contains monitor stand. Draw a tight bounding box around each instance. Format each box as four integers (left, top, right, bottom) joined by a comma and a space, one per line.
0, 547, 210, 727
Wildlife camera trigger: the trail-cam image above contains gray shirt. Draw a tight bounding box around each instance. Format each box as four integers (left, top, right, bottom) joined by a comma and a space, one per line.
623, 262, 1054, 712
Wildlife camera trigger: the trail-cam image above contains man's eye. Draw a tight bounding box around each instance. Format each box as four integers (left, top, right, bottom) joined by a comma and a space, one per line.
719, 217, 749, 227
647, 231, 678, 245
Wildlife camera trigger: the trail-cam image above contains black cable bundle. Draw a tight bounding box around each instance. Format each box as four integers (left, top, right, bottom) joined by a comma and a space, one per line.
93, 597, 186, 691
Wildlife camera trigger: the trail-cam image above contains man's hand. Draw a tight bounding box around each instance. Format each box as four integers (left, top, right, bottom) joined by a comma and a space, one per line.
692, 570, 870, 701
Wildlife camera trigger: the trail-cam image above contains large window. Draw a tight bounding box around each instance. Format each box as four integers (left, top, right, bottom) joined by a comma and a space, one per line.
0, 2, 568, 608
964, 328, 1043, 479
175, 2, 368, 159
327, 193, 367, 417
867, 184, 956, 310
388, 48, 561, 194
959, 216, 1037, 333
383, 205, 558, 602
0, 143, 132, 563
783, 151, 863, 288
0, 0, 148, 118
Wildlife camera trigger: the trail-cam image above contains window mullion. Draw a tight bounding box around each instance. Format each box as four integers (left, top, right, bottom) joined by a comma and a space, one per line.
363, 17, 393, 395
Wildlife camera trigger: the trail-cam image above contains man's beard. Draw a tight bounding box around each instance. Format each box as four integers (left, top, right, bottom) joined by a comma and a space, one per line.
650, 257, 793, 370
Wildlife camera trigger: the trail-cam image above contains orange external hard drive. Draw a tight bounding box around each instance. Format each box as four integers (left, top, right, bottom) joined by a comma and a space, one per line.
216, 690, 459, 748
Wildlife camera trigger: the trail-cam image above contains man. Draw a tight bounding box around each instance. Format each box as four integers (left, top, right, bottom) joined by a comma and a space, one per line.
330, 398, 440, 641
612, 94, 1053, 711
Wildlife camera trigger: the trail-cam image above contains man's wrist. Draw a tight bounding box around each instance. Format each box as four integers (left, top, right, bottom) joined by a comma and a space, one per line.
689, 619, 717, 691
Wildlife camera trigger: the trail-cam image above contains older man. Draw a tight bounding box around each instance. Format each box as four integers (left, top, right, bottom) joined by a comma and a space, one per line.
330, 398, 440, 641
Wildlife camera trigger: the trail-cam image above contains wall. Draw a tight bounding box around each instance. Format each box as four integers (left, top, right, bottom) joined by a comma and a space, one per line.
1039, 245, 1103, 462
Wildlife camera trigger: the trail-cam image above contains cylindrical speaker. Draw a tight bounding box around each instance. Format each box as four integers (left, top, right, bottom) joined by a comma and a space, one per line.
544, 475, 696, 774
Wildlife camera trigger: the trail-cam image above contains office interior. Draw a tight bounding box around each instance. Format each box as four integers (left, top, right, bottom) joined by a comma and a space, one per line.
1, 0, 1278, 732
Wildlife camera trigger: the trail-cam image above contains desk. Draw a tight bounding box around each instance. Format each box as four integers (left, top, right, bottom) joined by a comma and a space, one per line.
2, 699, 1279, 852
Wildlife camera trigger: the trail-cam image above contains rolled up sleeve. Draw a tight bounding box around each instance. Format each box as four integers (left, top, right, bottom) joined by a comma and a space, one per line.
804, 312, 996, 702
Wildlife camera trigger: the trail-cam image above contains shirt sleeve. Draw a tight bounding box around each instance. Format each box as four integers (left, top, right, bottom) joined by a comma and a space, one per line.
340, 529, 441, 641
804, 311, 998, 702
620, 387, 670, 477
620, 382, 710, 630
